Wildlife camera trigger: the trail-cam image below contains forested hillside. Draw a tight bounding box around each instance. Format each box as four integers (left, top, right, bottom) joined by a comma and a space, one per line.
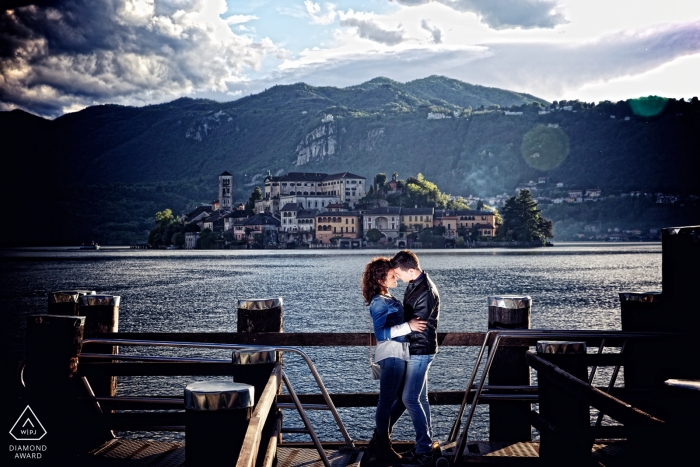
2, 75, 698, 245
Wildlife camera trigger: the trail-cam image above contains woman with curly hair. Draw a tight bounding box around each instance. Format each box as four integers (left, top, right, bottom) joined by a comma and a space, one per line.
362, 257, 426, 462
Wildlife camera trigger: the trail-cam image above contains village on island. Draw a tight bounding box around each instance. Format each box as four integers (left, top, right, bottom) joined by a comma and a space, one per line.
153, 170, 504, 250
145, 167, 681, 250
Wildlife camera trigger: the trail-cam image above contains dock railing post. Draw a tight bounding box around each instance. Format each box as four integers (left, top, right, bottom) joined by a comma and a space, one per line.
185, 381, 254, 466
619, 291, 671, 415
487, 295, 532, 442
23, 314, 106, 459
237, 298, 284, 439
661, 226, 700, 380
78, 294, 120, 398
535, 341, 590, 466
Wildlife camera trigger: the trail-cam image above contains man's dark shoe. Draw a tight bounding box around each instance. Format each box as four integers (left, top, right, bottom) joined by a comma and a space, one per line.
401, 451, 432, 467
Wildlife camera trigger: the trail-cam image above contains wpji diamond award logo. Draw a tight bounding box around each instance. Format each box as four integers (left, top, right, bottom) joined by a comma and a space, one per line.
9, 406, 47, 459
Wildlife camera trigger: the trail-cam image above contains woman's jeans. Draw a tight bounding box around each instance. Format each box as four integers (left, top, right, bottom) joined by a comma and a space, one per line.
376, 357, 406, 436
388, 354, 435, 454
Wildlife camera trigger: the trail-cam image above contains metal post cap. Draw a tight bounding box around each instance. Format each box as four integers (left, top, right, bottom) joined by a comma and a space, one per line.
664, 379, 700, 392
488, 295, 532, 309
619, 291, 662, 303
232, 348, 277, 365
536, 341, 587, 354
237, 298, 283, 310
49, 290, 96, 303
184, 381, 254, 411
78, 295, 121, 307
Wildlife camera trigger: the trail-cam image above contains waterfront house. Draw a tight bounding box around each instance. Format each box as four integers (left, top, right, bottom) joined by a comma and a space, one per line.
315, 211, 361, 244
363, 207, 402, 242
261, 171, 366, 214
223, 210, 250, 231
242, 213, 280, 247
436, 210, 497, 238
183, 205, 212, 225
184, 232, 200, 249
400, 208, 434, 236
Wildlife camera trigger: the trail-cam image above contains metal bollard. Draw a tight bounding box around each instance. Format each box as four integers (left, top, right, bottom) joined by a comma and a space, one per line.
48, 290, 95, 316
619, 292, 671, 396
237, 297, 283, 333
185, 381, 254, 466
536, 341, 590, 466
232, 348, 277, 403
487, 295, 532, 442
78, 294, 120, 397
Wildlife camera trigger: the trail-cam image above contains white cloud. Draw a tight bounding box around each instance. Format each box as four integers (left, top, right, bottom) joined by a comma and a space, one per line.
304, 1, 337, 25
225, 14, 258, 25
0, 0, 279, 117
265, 19, 700, 101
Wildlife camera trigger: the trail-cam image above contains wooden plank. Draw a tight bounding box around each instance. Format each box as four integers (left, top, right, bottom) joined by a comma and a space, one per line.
262, 413, 282, 467
236, 362, 282, 467
78, 362, 234, 377
105, 412, 185, 429
94, 331, 631, 347
526, 351, 663, 427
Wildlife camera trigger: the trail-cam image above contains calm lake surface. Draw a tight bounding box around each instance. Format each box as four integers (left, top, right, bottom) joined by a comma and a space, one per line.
0, 243, 661, 442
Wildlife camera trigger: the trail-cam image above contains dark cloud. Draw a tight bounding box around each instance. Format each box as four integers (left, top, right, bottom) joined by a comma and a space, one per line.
393, 0, 568, 30
420, 19, 442, 44
340, 17, 405, 45
0, 0, 276, 117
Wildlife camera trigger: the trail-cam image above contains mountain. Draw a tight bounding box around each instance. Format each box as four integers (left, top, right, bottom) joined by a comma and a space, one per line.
1, 76, 698, 245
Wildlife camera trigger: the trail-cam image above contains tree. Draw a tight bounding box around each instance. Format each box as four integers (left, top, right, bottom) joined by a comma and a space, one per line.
374, 173, 387, 189
366, 228, 382, 242
446, 196, 470, 210
198, 228, 217, 249
499, 190, 553, 243
155, 209, 176, 226
476, 200, 484, 210
245, 187, 262, 213
149, 208, 178, 247
171, 232, 185, 247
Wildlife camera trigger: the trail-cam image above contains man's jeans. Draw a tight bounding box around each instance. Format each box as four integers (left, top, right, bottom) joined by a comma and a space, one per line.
389, 353, 435, 454
376, 357, 406, 435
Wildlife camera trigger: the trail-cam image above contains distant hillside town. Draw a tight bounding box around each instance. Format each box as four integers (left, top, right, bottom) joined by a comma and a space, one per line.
173, 171, 498, 249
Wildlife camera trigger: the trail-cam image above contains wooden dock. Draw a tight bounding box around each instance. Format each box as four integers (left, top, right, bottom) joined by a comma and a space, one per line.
14, 225, 700, 466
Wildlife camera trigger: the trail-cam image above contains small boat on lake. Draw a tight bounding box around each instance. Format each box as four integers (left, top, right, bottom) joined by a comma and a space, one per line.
79, 241, 100, 250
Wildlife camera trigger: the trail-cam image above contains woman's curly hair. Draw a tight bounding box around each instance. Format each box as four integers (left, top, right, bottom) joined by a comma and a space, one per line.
361, 257, 392, 304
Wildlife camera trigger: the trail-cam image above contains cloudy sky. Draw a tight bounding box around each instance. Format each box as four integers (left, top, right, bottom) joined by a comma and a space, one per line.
1, 0, 699, 118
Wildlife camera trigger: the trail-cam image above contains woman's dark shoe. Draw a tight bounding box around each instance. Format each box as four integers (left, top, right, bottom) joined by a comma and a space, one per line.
366, 430, 378, 455
376, 435, 403, 463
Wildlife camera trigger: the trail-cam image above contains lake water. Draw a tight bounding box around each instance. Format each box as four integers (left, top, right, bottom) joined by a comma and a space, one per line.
0, 243, 662, 443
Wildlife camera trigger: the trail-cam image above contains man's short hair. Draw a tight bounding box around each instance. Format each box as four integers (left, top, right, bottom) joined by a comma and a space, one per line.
391, 250, 420, 271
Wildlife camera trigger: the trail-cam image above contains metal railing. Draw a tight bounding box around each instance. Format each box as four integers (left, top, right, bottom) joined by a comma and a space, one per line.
446, 329, 677, 464
80, 338, 355, 450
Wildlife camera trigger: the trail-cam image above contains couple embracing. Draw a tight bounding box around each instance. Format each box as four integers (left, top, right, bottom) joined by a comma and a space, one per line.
361, 250, 440, 466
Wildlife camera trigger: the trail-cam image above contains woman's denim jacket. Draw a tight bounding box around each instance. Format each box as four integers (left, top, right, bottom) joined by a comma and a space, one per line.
369, 294, 408, 342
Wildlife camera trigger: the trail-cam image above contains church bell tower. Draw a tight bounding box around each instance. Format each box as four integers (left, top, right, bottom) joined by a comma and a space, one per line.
219, 171, 233, 211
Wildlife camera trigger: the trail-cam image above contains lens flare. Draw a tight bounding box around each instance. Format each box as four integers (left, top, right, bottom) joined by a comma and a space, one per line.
521, 125, 570, 171
628, 96, 668, 118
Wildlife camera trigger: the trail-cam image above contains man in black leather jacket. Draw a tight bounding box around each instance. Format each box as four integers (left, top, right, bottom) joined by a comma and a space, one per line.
390, 250, 440, 465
